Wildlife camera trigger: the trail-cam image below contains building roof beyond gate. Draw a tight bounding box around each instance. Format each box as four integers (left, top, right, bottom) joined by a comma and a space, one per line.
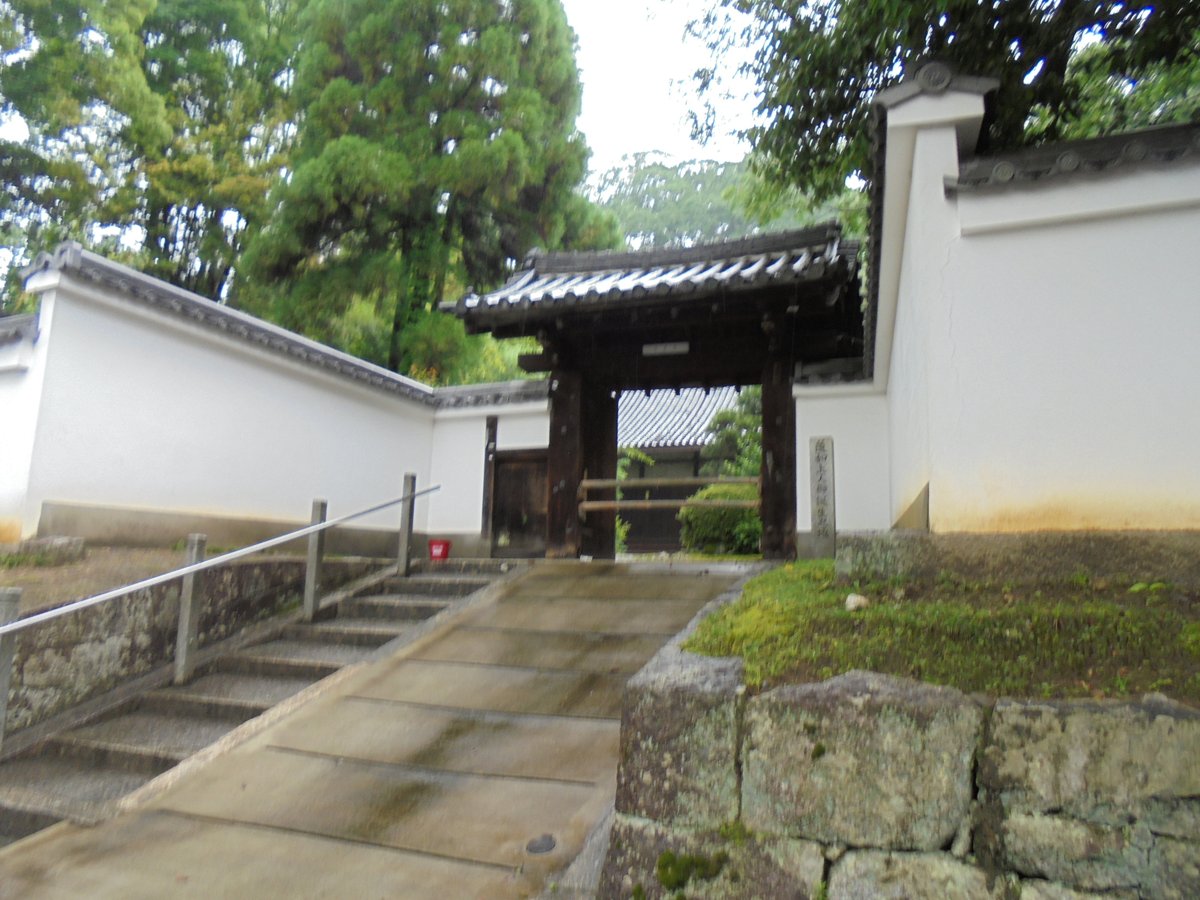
618, 386, 739, 450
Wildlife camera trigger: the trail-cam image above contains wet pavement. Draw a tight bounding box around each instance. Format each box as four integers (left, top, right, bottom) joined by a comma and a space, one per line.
0, 561, 744, 898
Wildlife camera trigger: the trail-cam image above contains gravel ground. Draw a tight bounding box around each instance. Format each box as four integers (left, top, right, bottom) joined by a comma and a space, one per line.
1, 547, 186, 614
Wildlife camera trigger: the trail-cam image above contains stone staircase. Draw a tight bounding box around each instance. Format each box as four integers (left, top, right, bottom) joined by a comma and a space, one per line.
0, 561, 510, 847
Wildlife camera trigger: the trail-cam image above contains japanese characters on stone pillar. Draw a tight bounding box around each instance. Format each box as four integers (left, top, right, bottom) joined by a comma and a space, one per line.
809, 436, 836, 557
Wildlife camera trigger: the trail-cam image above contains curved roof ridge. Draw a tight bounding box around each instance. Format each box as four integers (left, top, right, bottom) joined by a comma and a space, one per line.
525, 223, 842, 275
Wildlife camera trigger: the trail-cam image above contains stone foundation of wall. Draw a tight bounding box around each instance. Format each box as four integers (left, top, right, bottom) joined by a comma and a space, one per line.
5, 557, 375, 734
836, 530, 1200, 589
600, 644, 1200, 899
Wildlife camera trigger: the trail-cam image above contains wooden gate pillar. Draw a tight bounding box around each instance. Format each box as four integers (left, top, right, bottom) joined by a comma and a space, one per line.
761, 359, 798, 559
546, 369, 583, 558
580, 384, 618, 560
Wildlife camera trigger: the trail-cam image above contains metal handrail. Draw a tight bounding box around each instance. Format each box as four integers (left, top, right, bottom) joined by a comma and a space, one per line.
0, 484, 441, 639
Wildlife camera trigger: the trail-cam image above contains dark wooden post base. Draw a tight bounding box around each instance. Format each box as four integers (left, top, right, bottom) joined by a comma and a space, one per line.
546, 369, 583, 558
761, 360, 798, 560
580, 384, 618, 559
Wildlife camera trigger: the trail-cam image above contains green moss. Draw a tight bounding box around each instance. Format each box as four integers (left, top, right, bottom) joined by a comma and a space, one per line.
718, 819, 753, 845
684, 560, 1200, 703
0, 552, 56, 568
811, 742, 826, 761
656, 849, 729, 890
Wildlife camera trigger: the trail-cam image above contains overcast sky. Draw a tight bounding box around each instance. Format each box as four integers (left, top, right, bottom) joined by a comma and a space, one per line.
558, 0, 755, 176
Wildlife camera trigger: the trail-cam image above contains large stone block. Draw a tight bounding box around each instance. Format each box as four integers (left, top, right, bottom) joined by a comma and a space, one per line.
1146, 835, 1200, 899
743, 671, 984, 850
999, 812, 1150, 893
994, 812, 1200, 898
599, 813, 825, 900
614, 645, 742, 829
980, 696, 1200, 827
1019, 879, 1136, 899
827, 850, 1006, 899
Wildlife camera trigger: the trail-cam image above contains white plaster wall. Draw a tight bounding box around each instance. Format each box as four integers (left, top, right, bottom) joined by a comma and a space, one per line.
0, 302, 53, 542
930, 164, 1200, 530
886, 124, 964, 526
22, 276, 436, 536
427, 401, 548, 533
495, 406, 550, 450
795, 389, 890, 531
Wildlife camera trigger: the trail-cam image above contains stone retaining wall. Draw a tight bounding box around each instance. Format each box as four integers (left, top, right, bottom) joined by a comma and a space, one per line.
836, 531, 1200, 590
5, 557, 375, 734
601, 646, 1200, 899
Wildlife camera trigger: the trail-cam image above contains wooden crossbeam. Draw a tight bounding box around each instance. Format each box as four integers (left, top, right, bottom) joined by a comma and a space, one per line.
579, 499, 759, 513
579, 476, 758, 492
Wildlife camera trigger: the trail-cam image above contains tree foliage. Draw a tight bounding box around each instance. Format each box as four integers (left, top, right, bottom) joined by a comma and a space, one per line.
592, 153, 765, 248
0, 0, 299, 299
696, 1, 1200, 203
592, 152, 871, 249
238, 0, 616, 372
678, 482, 762, 555
701, 386, 762, 478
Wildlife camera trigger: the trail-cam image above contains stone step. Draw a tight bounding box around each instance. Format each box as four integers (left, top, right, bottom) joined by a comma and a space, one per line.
281, 619, 407, 648
231, 639, 378, 669
0, 803, 60, 848
209, 653, 341, 681
138, 690, 269, 724
43, 733, 183, 777
381, 574, 492, 596
180, 670, 320, 704
409, 558, 519, 576
0, 757, 152, 826
340, 594, 451, 621
61, 710, 237, 762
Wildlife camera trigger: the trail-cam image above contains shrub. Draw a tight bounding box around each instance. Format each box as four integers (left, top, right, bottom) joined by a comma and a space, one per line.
677, 483, 761, 554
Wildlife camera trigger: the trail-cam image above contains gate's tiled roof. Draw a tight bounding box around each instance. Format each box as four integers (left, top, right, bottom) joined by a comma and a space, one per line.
446, 225, 857, 320
617, 386, 739, 450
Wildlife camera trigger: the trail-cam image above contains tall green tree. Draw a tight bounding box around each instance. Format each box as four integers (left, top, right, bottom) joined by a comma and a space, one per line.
239, 0, 611, 373
0, 0, 298, 302
695, 1, 1200, 203
135, 0, 299, 297
591, 152, 868, 249
701, 386, 762, 478
592, 153, 760, 248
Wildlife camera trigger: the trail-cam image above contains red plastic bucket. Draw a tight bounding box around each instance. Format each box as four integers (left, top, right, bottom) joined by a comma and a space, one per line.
428, 539, 452, 561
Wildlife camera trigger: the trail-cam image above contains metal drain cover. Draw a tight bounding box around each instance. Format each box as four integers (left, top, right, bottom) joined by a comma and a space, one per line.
526, 833, 556, 854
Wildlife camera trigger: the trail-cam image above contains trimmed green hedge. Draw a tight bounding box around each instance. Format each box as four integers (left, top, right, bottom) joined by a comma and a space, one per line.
677, 483, 761, 554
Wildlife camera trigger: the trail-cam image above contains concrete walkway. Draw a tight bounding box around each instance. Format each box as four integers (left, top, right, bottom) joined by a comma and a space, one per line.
0, 561, 744, 899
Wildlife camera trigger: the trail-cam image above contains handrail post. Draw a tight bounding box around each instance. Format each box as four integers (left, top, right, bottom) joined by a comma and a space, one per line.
398, 472, 417, 576
0, 588, 20, 754
303, 498, 328, 622
174, 534, 207, 685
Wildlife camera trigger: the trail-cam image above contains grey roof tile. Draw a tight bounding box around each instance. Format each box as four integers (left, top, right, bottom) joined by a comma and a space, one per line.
446, 225, 858, 321
617, 386, 740, 450
947, 121, 1200, 193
